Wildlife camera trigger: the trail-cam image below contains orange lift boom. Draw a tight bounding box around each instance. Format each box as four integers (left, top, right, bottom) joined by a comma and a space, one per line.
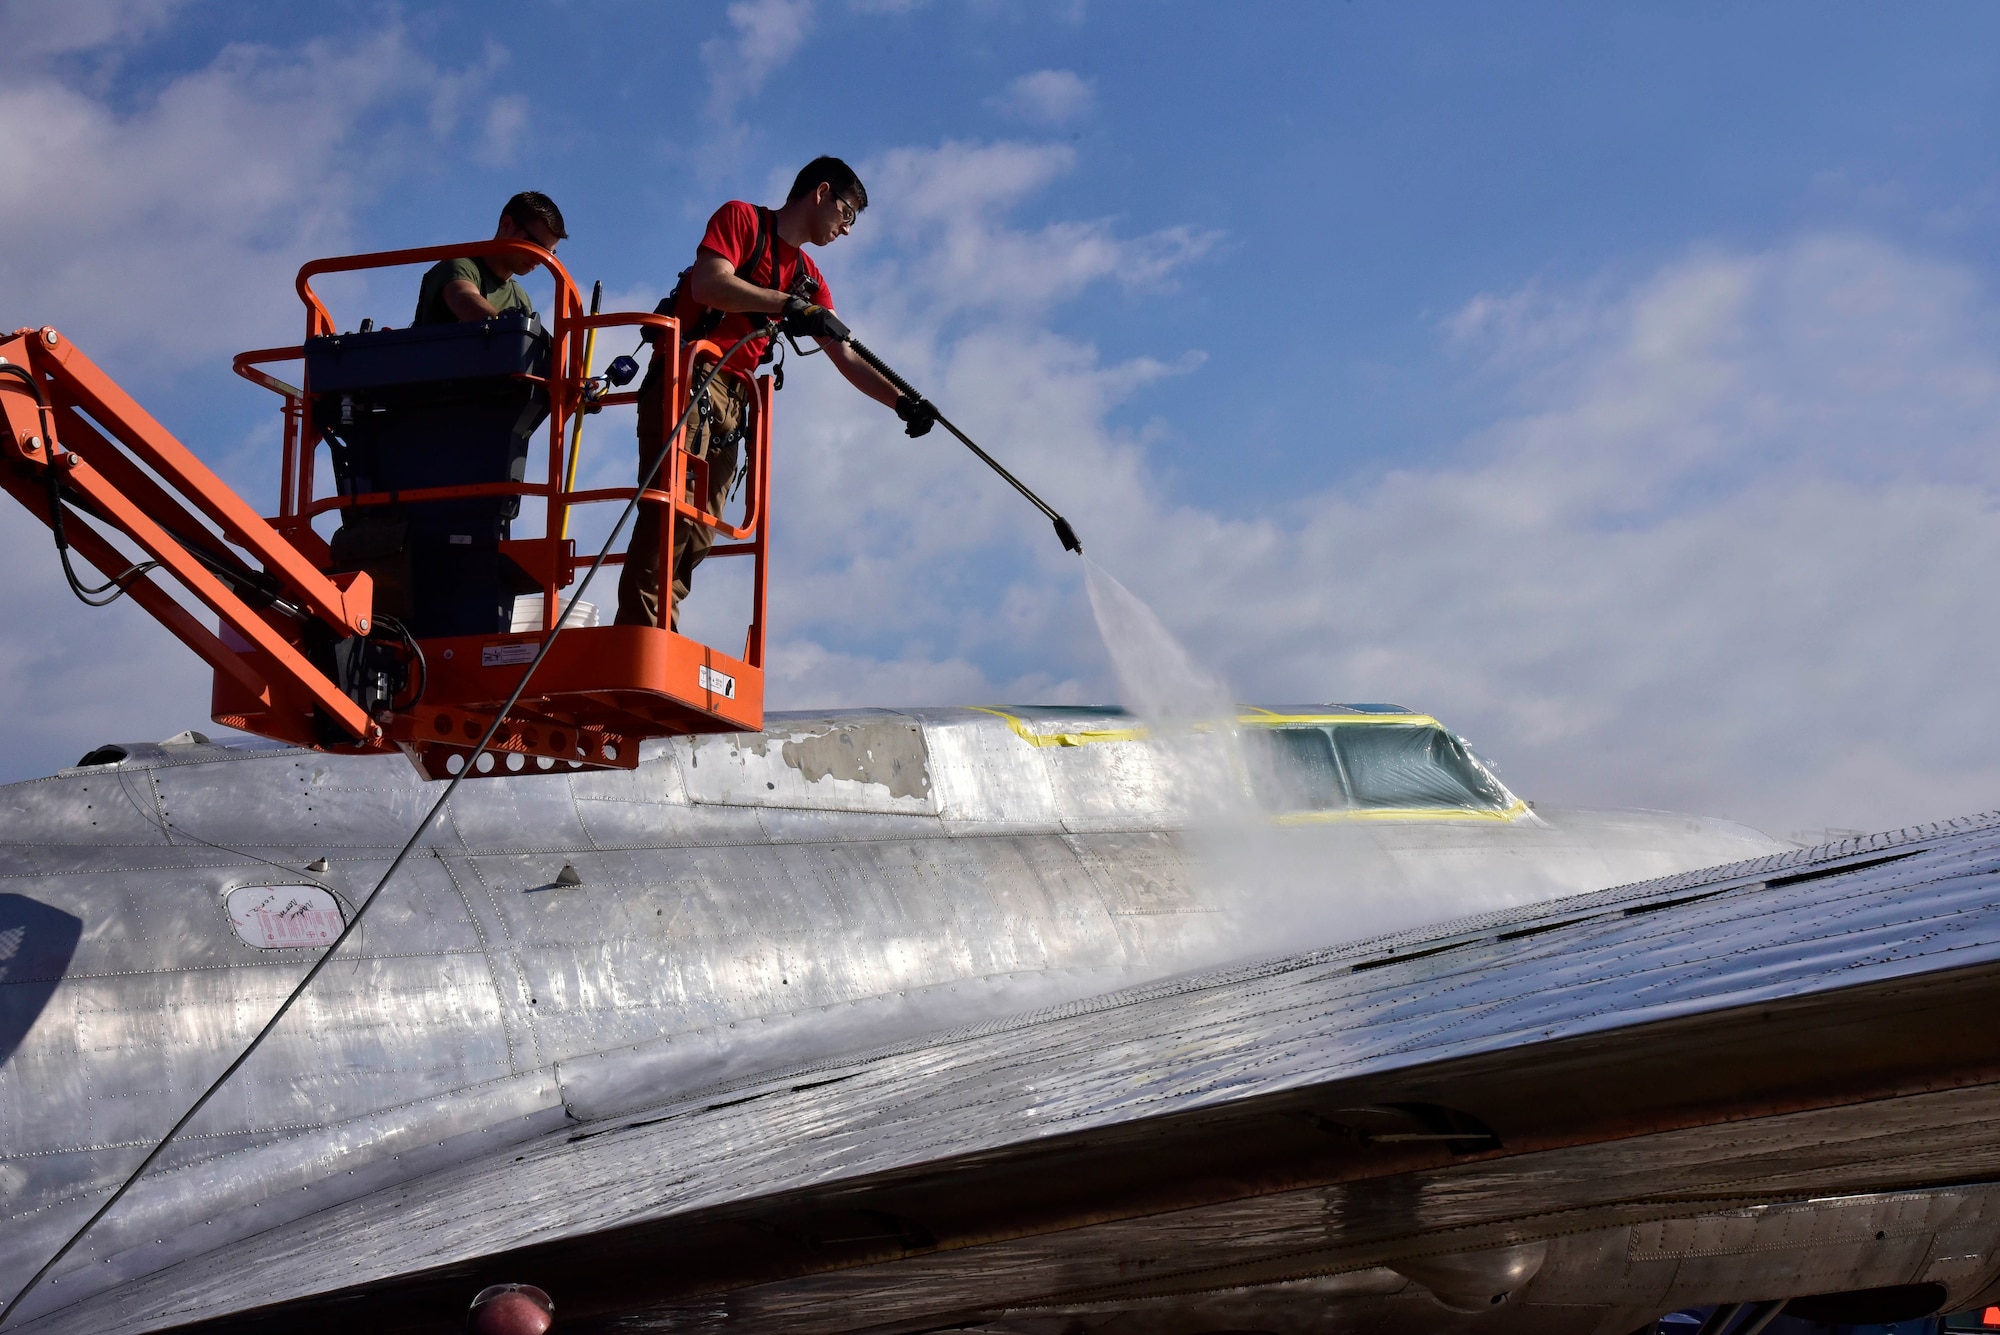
0, 240, 769, 777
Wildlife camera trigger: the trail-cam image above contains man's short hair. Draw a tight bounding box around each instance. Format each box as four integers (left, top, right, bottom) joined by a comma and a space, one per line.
787, 157, 867, 211
501, 191, 567, 242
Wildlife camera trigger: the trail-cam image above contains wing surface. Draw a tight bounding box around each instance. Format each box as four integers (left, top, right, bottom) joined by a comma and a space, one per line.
25, 812, 2000, 1334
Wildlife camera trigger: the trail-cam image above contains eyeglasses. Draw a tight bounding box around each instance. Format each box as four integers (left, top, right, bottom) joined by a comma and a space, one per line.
833, 196, 858, 227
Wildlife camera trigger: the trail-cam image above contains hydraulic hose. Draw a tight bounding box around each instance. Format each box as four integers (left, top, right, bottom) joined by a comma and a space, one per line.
841, 337, 1083, 555
0, 361, 162, 605
2, 363, 314, 615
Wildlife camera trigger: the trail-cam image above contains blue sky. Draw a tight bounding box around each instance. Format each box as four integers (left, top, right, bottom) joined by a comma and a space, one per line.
5, 0, 2000, 837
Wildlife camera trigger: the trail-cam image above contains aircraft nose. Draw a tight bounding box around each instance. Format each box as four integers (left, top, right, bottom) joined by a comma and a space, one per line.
466, 1283, 554, 1334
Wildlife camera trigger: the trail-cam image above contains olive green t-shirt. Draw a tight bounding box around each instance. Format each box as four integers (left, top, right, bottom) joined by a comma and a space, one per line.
412, 257, 532, 326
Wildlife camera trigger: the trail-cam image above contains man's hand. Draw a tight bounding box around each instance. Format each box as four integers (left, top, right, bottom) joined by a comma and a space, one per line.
781, 296, 850, 342
895, 394, 939, 439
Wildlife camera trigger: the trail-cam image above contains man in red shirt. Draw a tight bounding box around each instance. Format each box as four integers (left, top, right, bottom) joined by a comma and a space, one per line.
616, 156, 934, 629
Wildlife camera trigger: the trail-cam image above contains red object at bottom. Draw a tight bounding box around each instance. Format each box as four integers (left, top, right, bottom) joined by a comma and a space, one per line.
467, 1283, 553, 1335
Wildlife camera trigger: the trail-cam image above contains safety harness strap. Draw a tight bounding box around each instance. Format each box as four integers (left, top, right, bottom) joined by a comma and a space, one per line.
656, 206, 780, 346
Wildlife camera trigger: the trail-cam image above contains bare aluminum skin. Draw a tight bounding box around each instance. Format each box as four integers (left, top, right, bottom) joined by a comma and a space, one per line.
2, 704, 1899, 1332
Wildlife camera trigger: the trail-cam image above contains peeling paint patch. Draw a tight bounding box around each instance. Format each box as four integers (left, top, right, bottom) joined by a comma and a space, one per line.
781, 723, 932, 801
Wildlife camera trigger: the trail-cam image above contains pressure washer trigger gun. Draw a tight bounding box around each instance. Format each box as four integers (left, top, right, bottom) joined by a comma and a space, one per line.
778, 271, 827, 364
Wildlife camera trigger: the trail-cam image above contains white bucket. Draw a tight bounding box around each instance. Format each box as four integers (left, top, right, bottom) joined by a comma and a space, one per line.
508, 594, 600, 633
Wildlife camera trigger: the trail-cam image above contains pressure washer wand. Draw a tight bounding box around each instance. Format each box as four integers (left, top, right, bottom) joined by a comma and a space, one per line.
844, 337, 1083, 555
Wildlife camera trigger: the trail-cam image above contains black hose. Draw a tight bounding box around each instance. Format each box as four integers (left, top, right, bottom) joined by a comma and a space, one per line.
373, 614, 426, 712
45, 462, 160, 606
5, 363, 306, 615
0, 330, 763, 1330
0, 362, 163, 605
841, 337, 1082, 554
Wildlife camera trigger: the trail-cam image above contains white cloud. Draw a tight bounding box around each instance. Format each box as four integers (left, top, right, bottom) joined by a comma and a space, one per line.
701, 0, 815, 128
0, 30, 508, 370
477, 93, 530, 165
1233, 235, 2000, 837
991, 69, 1095, 126
0, 520, 217, 773
0, 0, 184, 68
856, 141, 1220, 318
876, 140, 1077, 221
1278, 241, 2000, 835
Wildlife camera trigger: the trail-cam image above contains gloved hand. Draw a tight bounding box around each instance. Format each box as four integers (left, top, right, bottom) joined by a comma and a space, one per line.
895, 393, 938, 438
780, 296, 850, 342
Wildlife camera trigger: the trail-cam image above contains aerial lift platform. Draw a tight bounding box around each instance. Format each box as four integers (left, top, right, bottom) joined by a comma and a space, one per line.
0, 239, 768, 778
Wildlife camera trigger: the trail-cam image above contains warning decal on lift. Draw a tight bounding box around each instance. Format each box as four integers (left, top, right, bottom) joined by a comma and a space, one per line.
482, 643, 537, 667
699, 665, 736, 698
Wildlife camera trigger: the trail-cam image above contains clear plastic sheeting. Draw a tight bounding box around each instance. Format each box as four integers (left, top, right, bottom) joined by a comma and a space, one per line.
1245, 724, 1511, 813
1247, 728, 1342, 811
1340, 724, 1510, 809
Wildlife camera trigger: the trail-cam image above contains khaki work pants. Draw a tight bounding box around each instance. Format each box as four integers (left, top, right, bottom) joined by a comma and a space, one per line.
615, 357, 747, 629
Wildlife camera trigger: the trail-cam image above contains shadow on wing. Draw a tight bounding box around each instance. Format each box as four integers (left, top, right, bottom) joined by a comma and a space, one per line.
0, 893, 83, 1069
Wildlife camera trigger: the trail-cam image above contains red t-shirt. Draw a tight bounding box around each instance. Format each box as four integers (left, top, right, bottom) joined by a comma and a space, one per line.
672, 200, 834, 383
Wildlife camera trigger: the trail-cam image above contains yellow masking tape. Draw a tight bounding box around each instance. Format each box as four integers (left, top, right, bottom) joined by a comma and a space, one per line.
1238, 712, 1443, 729
966, 707, 1146, 747
1273, 800, 1531, 826
967, 706, 1443, 745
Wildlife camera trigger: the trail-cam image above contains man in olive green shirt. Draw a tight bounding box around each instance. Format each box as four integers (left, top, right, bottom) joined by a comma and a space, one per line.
412, 191, 567, 325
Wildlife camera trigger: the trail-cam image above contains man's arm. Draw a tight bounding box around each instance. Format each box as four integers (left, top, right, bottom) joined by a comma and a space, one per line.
688, 251, 900, 407
820, 339, 903, 409
441, 278, 501, 322
686, 252, 789, 315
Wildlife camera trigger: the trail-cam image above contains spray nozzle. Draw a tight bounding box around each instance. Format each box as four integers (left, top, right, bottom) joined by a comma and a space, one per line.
1054, 516, 1083, 554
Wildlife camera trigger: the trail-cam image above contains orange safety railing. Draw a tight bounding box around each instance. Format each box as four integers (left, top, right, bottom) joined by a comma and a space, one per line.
220, 240, 770, 773
237, 242, 771, 649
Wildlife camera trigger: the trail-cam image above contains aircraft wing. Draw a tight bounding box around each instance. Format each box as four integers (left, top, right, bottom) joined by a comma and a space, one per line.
26, 810, 2000, 1334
